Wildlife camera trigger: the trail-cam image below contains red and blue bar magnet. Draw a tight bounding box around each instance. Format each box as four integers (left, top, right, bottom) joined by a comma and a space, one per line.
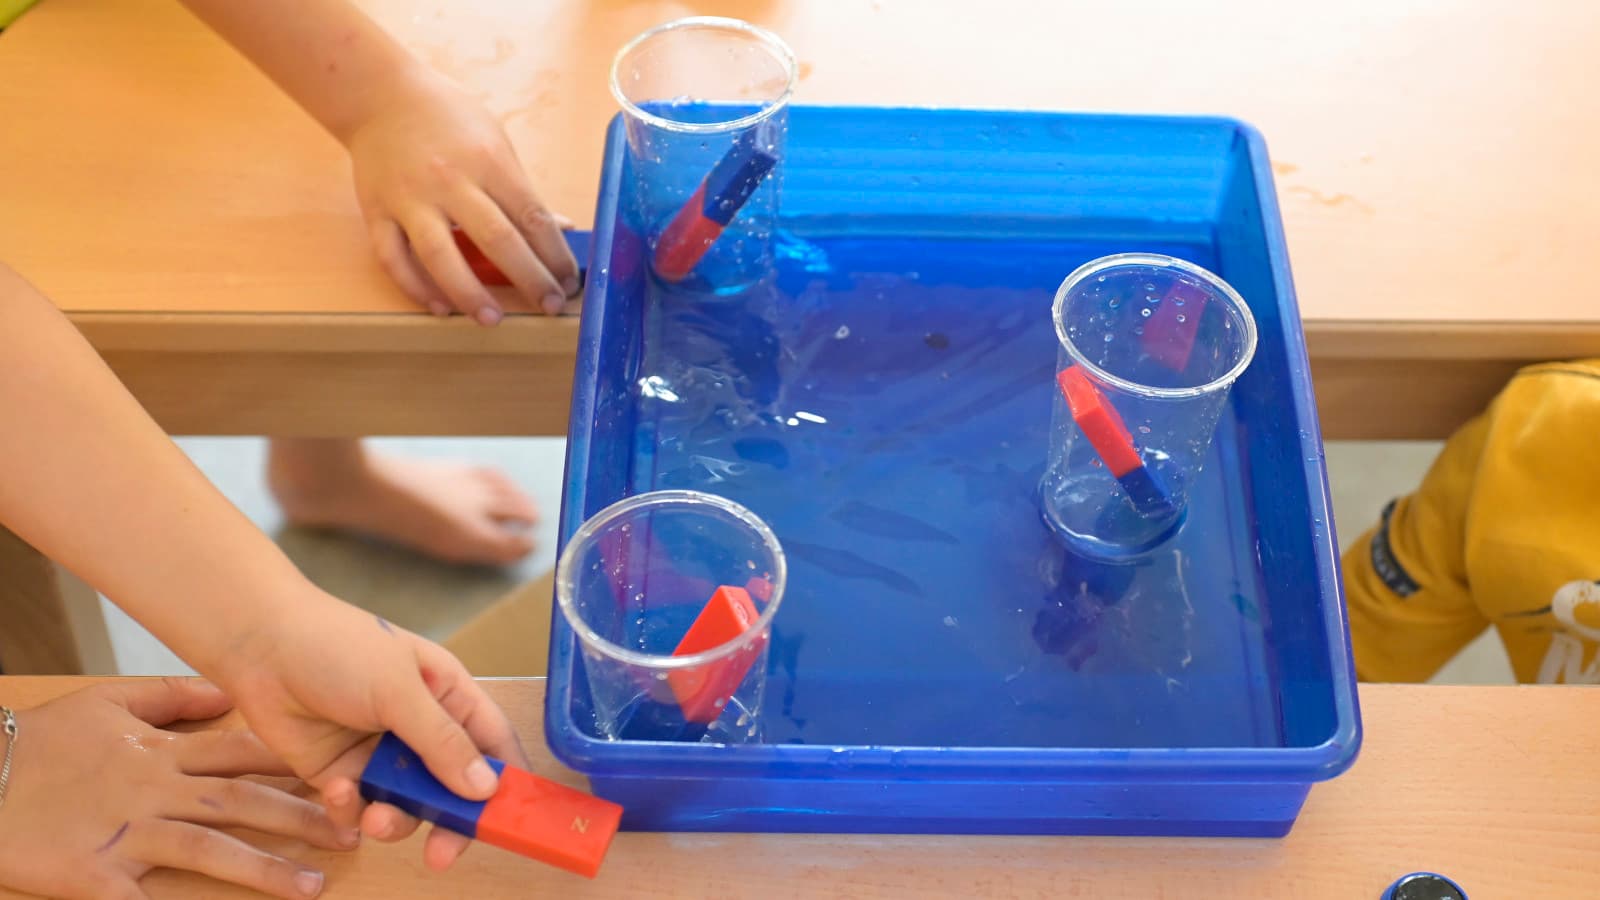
359, 733, 622, 878
451, 227, 591, 289
652, 121, 779, 282
616, 582, 767, 742
1057, 366, 1175, 519
668, 584, 765, 723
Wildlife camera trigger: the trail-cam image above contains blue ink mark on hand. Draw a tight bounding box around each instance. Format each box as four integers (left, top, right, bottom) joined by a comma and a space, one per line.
376, 615, 394, 634
96, 821, 130, 853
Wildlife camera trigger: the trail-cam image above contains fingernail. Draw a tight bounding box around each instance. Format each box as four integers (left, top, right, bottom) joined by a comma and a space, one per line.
465, 758, 498, 795
340, 828, 361, 848
475, 306, 503, 326
542, 293, 566, 316
294, 869, 324, 897
427, 301, 451, 317
561, 275, 581, 296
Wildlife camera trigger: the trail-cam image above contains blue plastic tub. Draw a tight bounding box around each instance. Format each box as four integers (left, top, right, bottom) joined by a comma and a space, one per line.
545, 106, 1361, 837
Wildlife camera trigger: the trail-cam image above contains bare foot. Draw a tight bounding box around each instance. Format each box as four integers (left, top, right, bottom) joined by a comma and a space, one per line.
267, 439, 537, 566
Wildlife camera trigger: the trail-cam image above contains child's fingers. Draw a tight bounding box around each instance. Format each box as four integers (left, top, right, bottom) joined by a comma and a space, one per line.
398, 211, 504, 326
103, 677, 232, 727
124, 820, 326, 900
369, 218, 451, 316
450, 189, 565, 314
457, 679, 528, 769
485, 171, 581, 302
415, 643, 529, 768
360, 801, 424, 843
173, 729, 293, 778
422, 826, 473, 872
382, 676, 499, 801
488, 491, 538, 526
84, 872, 151, 900
319, 776, 366, 835
359, 799, 473, 869
179, 777, 355, 852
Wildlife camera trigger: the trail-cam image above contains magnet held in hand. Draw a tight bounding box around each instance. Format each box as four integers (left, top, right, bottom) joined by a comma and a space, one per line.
358, 733, 622, 878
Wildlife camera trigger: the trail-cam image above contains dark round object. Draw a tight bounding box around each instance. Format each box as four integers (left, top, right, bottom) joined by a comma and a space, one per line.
1385, 872, 1466, 900
922, 331, 950, 350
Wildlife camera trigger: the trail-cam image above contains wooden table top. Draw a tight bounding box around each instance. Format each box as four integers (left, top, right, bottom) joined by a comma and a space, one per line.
0, 677, 1592, 898
1, 0, 1597, 331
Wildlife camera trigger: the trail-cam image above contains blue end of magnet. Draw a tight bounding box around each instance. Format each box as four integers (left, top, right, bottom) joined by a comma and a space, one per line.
358, 732, 507, 838
700, 121, 779, 226
1116, 465, 1176, 519
563, 230, 591, 275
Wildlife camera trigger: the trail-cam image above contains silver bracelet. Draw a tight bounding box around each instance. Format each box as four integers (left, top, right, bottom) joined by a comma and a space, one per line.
0, 706, 15, 812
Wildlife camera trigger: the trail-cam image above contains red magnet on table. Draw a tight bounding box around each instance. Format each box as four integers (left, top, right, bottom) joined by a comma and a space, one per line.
667, 585, 765, 724
1057, 366, 1175, 518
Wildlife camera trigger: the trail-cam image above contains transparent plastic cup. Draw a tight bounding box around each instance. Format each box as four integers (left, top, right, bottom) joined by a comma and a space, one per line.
609, 16, 796, 292
1039, 253, 1258, 557
556, 490, 785, 743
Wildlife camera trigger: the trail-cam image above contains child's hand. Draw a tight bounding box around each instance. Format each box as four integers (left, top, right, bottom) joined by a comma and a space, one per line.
213, 590, 528, 872
0, 680, 351, 900
342, 68, 580, 323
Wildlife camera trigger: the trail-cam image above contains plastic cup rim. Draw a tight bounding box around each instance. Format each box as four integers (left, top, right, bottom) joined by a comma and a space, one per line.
609, 16, 798, 135
1052, 252, 1259, 400
556, 489, 786, 670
